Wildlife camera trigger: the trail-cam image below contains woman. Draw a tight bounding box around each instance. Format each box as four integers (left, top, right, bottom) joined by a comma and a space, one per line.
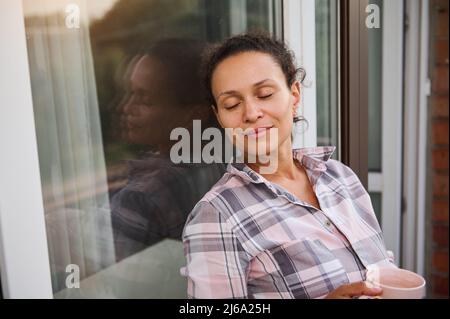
181, 33, 395, 299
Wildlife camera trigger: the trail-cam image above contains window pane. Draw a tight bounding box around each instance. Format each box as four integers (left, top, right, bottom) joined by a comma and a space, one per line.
23, 0, 278, 298
315, 0, 339, 159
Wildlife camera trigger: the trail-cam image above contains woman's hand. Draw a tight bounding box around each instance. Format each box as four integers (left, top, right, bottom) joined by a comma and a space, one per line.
325, 281, 383, 299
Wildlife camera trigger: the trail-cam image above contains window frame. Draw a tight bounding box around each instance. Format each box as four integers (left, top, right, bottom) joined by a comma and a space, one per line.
339, 0, 369, 188
0, 0, 53, 298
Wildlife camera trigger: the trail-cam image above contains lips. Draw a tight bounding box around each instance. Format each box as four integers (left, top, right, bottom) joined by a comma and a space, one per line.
243, 126, 273, 137
121, 115, 144, 130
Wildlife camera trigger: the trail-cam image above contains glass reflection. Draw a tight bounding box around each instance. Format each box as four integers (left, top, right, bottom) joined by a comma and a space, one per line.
110, 39, 226, 261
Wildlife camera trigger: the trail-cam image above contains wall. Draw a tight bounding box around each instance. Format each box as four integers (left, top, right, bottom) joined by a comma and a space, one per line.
427, 0, 449, 299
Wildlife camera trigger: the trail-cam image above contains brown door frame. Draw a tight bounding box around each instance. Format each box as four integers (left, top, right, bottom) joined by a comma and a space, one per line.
340, 0, 369, 189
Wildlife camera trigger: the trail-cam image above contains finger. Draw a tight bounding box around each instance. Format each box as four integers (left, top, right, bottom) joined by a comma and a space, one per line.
342, 282, 383, 297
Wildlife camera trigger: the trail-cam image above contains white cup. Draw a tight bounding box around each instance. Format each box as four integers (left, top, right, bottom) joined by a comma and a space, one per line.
366, 266, 426, 299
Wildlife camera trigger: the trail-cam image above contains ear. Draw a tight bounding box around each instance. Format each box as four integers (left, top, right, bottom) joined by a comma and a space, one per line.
291, 80, 301, 116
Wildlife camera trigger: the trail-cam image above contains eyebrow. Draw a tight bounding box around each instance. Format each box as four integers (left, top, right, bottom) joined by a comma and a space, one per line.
217, 78, 274, 99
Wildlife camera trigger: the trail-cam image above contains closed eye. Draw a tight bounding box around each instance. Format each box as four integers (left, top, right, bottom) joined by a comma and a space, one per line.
259, 93, 273, 99
224, 102, 240, 110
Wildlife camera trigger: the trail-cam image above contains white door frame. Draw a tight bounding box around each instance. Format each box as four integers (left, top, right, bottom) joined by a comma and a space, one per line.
402, 0, 429, 275
0, 0, 53, 298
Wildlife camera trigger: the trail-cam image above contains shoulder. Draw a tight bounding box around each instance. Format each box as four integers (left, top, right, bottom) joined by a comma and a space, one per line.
182, 198, 233, 244
325, 159, 363, 184
192, 170, 251, 213
182, 171, 251, 234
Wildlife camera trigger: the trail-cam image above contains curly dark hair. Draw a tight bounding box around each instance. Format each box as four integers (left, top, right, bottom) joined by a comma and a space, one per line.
201, 31, 306, 109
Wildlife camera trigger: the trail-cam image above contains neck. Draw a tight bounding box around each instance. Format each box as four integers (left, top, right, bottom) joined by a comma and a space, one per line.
247, 138, 298, 180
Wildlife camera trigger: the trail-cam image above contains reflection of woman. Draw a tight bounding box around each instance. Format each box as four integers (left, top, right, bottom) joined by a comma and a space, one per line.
111, 39, 225, 261
181, 33, 395, 299
118, 39, 216, 149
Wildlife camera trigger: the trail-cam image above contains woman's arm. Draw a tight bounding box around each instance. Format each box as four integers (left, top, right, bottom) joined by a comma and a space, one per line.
181, 201, 250, 298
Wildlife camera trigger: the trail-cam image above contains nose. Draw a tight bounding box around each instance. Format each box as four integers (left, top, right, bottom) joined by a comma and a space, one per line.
123, 95, 137, 115
243, 99, 263, 123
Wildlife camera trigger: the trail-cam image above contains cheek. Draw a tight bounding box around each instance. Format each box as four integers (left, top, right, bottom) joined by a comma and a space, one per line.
269, 96, 294, 139
217, 110, 241, 128
269, 94, 293, 122
146, 107, 169, 123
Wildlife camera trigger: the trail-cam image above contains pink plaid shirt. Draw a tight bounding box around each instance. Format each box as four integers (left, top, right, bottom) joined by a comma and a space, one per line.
181, 146, 395, 298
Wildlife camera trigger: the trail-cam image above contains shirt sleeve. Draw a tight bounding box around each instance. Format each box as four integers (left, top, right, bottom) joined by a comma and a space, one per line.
328, 159, 395, 264
181, 201, 250, 299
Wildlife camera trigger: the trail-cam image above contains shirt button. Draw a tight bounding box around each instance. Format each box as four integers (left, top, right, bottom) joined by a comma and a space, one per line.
325, 221, 332, 227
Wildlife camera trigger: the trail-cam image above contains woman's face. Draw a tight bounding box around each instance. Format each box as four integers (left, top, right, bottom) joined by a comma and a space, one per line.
121, 55, 181, 147
211, 51, 300, 157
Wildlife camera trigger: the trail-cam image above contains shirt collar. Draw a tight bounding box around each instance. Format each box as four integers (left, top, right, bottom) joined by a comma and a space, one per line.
227, 146, 336, 184
293, 146, 336, 172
